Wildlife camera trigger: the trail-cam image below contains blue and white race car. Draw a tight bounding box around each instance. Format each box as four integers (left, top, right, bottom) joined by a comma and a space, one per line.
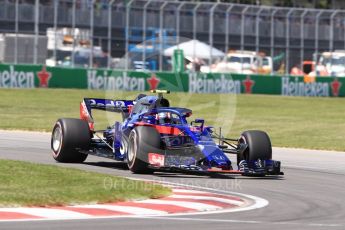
51, 90, 283, 176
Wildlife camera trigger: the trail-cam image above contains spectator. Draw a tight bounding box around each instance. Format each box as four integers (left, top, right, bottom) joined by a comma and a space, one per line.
290, 64, 304, 76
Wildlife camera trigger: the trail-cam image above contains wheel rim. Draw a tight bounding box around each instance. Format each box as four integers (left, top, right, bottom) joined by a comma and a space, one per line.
239, 135, 246, 144
52, 125, 62, 153
128, 131, 137, 163
238, 135, 249, 161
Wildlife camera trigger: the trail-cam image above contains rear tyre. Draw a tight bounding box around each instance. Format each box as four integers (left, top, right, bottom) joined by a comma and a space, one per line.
237, 130, 272, 163
127, 126, 161, 174
51, 118, 90, 163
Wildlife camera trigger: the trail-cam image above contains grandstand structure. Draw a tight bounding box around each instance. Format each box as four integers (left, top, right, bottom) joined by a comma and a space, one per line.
1, 0, 345, 72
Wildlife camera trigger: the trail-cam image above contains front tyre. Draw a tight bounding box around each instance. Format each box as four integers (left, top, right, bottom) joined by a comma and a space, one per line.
127, 126, 161, 174
51, 118, 90, 163
237, 130, 272, 163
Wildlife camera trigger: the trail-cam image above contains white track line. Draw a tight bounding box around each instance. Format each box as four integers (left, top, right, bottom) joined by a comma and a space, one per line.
127, 178, 268, 214
0, 181, 269, 223
168, 194, 244, 206
137, 199, 221, 211
74, 204, 168, 215
171, 189, 209, 194
0, 208, 91, 219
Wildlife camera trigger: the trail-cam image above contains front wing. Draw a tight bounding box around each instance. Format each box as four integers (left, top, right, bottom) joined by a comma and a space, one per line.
147, 152, 283, 176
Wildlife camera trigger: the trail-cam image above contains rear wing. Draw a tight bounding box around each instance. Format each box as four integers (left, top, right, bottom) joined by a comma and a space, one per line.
80, 98, 134, 130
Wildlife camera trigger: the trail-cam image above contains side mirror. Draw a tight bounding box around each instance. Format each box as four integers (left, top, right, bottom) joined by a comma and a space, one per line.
194, 118, 204, 123
191, 118, 204, 130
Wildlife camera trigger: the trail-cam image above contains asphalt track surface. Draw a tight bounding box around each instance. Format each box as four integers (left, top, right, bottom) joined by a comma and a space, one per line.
0, 130, 345, 230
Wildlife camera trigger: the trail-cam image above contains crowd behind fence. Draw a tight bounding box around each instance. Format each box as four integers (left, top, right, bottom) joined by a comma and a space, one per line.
1, 0, 345, 75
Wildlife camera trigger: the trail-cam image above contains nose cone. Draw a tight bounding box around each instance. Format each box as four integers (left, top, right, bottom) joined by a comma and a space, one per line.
200, 144, 232, 169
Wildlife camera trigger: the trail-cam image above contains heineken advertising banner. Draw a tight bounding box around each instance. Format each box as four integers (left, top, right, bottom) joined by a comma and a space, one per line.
0, 64, 86, 89
187, 73, 342, 97
0, 64, 188, 91
87, 69, 188, 92
0, 64, 343, 97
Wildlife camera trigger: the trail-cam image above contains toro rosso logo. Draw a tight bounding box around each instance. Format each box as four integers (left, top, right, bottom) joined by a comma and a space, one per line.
89, 99, 126, 108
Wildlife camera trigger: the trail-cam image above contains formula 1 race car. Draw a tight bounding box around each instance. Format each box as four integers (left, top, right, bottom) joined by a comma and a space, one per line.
51, 90, 283, 176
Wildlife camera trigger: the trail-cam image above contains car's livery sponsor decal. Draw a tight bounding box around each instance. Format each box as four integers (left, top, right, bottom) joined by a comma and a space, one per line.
148, 153, 165, 167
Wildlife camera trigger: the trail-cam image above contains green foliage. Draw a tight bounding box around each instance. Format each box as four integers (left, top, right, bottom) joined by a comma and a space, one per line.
0, 159, 170, 207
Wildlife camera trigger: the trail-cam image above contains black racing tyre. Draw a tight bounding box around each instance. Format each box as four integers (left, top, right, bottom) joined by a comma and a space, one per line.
237, 130, 272, 163
51, 118, 90, 163
127, 126, 161, 174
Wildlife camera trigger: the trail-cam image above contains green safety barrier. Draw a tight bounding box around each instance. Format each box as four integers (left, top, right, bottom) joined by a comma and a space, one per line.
0, 64, 343, 97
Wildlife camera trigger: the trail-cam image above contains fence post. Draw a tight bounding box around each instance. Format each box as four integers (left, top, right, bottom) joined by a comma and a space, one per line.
300, 9, 308, 69
270, 9, 277, 75
89, 0, 97, 68
15, 0, 19, 64
315, 10, 323, 53
315, 10, 323, 76
285, 9, 294, 75
53, 0, 58, 66
329, 10, 339, 52
209, 3, 219, 67
159, 1, 168, 71
240, 6, 249, 52
255, 8, 264, 55
342, 17, 345, 50
142, 0, 153, 70
192, 3, 202, 66
71, 0, 76, 68
176, 2, 186, 47
108, 0, 115, 69
34, 0, 39, 64
240, 6, 249, 73
225, 5, 234, 55
125, 0, 134, 71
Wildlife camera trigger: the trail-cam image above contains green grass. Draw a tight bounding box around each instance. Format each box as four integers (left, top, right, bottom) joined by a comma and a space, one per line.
0, 159, 170, 207
0, 88, 345, 151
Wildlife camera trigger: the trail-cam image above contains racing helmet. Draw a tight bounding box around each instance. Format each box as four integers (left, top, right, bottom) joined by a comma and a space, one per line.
156, 112, 171, 124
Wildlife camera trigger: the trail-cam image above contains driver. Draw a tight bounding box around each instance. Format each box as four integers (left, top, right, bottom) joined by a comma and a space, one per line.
156, 112, 171, 124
